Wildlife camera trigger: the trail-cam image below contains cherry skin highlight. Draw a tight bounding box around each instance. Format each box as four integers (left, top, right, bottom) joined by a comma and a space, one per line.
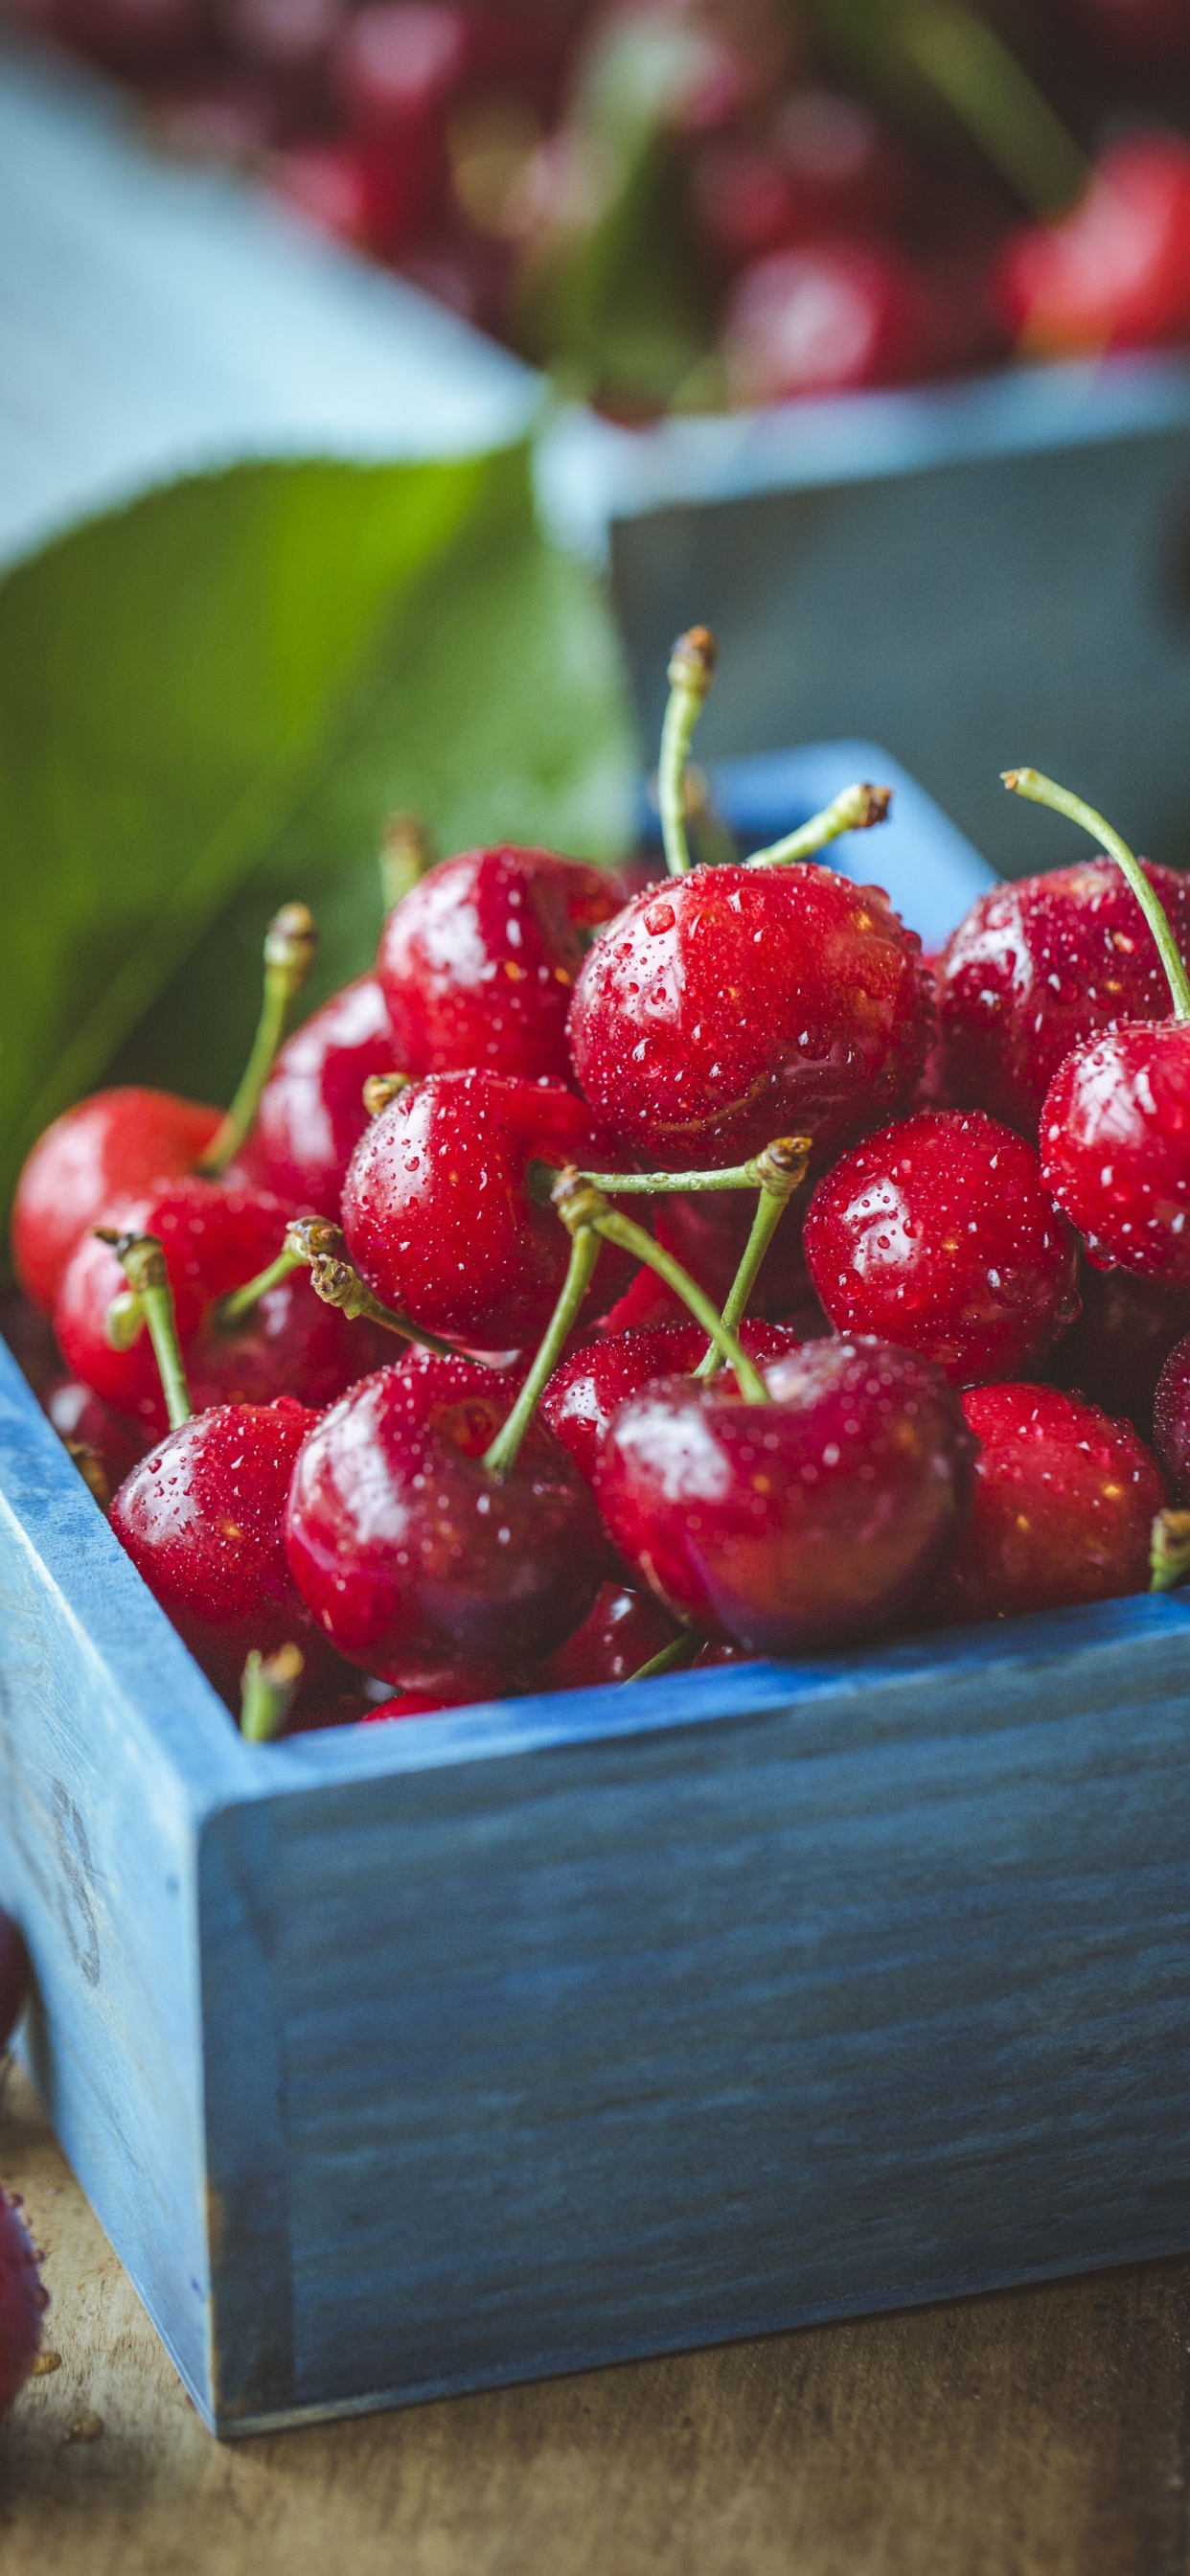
923, 1383, 1166, 1626
541, 1317, 804, 1490
341, 1071, 634, 1348
596, 1339, 975, 1654
936, 857, 1190, 1137
567, 862, 931, 1173
0, 1908, 29, 2053
803, 1110, 1080, 1384
285, 1349, 605, 1688
1153, 1332, 1190, 1503
530, 1581, 682, 1690
11, 1086, 221, 1314
1040, 1021, 1190, 1285
235, 973, 397, 1219
377, 846, 621, 1085
0, 2191, 46, 2419
109, 1396, 323, 1698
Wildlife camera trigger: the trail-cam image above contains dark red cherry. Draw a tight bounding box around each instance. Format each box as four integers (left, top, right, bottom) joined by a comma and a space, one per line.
341, 1071, 633, 1347
0, 2191, 46, 2420
693, 90, 909, 268
377, 846, 622, 1086
1048, 1259, 1190, 1439
596, 1339, 975, 1654
1041, 1020, 1190, 1284
235, 974, 396, 1219
42, 1376, 150, 1493
56, 1179, 381, 1432
923, 1383, 1166, 1625
109, 1397, 323, 1698
541, 1317, 804, 1489
266, 132, 444, 254
568, 863, 930, 1174
937, 858, 1190, 1137
997, 135, 1190, 360
11, 1087, 220, 1315
1154, 1331, 1190, 1501
285, 1350, 604, 1687
529, 1581, 682, 1690
803, 1110, 1079, 1384
332, 0, 466, 132
0, 1909, 29, 2053
360, 1670, 509, 1720
721, 240, 932, 402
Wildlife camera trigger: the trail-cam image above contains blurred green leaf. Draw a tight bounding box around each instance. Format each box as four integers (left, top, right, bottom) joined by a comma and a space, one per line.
0, 442, 636, 1229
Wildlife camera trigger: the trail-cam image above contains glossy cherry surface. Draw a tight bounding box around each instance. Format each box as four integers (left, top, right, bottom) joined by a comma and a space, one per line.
1048, 1260, 1190, 1438
361, 1672, 510, 1720
924, 1383, 1165, 1625
531, 1581, 682, 1690
378, 846, 622, 1086
0, 2191, 46, 2420
286, 1349, 604, 1687
55, 1177, 380, 1432
11, 1086, 221, 1314
803, 1109, 1080, 1383
341, 1071, 633, 1347
568, 862, 931, 1174
541, 1317, 804, 1489
1040, 1020, 1190, 1284
0, 1908, 29, 2054
596, 1338, 975, 1654
998, 135, 1190, 360
236, 973, 396, 1219
937, 857, 1190, 1136
109, 1396, 322, 1696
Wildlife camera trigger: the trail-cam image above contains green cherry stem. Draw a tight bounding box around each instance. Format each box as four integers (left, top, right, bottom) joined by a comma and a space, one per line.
572, 1148, 807, 1199
1004, 770, 1190, 1023
1151, 1508, 1190, 1595
482, 1227, 603, 1478
214, 1239, 309, 1330
240, 1643, 305, 1742
747, 782, 891, 870
96, 1230, 193, 1430
658, 627, 718, 879
627, 1629, 702, 1683
696, 1137, 812, 1379
552, 1171, 770, 1403
287, 1221, 479, 1363
197, 903, 319, 1178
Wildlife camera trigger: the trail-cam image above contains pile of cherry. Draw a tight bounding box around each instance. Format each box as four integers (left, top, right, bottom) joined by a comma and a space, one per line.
10, 624, 1190, 1743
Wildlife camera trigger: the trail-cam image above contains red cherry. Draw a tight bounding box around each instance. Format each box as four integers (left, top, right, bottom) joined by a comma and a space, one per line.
55, 1179, 381, 1432
42, 1376, 150, 1492
936, 858, 1190, 1137
595, 1339, 975, 1653
1154, 1331, 1190, 1500
693, 91, 909, 268
568, 864, 930, 1174
341, 1071, 634, 1347
998, 136, 1190, 360
377, 846, 621, 1086
267, 133, 445, 254
541, 1317, 804, 1489
0, 1909, 29, 2054
530, 1581, 682, 1690
235, 975, 396, 1219
285, 1350, 604, 1686
0, 2191, 46, 2420
1048, 1260, 1190, 1438
1040, 1020, 1190, 1284
361, 1669, 507, 1719
803, 1110, 1079, 1384
109, 1397, 323, 1697
332, 0, 467, 132
923, 1383, 1166, 1624
11, 1087, 220, 1315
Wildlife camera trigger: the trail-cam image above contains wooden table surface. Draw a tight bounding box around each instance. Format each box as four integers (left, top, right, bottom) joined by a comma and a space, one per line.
2, 2060, 1187, 2576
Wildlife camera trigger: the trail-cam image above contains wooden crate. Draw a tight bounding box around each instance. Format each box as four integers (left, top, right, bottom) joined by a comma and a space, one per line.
5, 751, 1187, 2440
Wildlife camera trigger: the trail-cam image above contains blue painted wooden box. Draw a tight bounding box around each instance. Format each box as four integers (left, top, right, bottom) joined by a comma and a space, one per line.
3, 748, 1190, 2440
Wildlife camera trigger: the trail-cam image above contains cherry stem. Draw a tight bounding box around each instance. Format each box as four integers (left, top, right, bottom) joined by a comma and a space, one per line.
896, 1, 1088, 217
1151, 1508, 1190, 1594
283, 1220, 479, 1363
215, 1241, 306, 1330
96, 1230, 193, 1430
1004, 770, 1190, 1024
694, 1138, 812, 1380
572, 1143, 810, 1199
197, 904, 319, 1178
552, 1172, 770, 1403
481, 1227, 603, 1478
627, 1629, 701, 1683
362, 1071, 413, 1118
378, 812, 435, 914
747, 782, 891, 869
658, 627, 718, 879
240, 1643, 304, 1742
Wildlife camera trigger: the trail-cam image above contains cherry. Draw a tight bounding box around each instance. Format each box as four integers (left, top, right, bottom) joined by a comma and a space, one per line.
540, 1316, 804, 1490
110, 1396, 325, 1697
0, 2192, 46, 2421
1041, 1022, 1190, 1285
803, 1110, 1079, 1384
56, 1180, 381, 1432
235, 974, 397, 1219
1048, 1262, 1190, 1439
716, 238, 1000, 402
1154, 1328, 1190, 1501
692, 91, 909, 269
923, 1384, 1166, 1626
285, 1348, 604, 1687
332, 1, 467, 135
530, 1581, 682, 1690
361, 1671, 509, 1719
652, 1186, 824, 1324
997, 135, 1190, 360
0, 1908, 29, 2053
377, 845, 622, 1086
11, 1088, 220, 1316
42, 1376, 150, 1497
340, 1071, 634, 1347
937, 857, 1190, 1138
266, 135, 444, 255
596, 1339, 975, 1654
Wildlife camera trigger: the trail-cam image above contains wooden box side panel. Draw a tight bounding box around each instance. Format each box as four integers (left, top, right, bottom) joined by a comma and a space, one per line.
201, 1603, 1190, 2428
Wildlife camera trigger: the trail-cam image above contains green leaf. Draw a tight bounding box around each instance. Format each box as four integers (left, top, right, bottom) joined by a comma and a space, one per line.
0, 441, 636, 1230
